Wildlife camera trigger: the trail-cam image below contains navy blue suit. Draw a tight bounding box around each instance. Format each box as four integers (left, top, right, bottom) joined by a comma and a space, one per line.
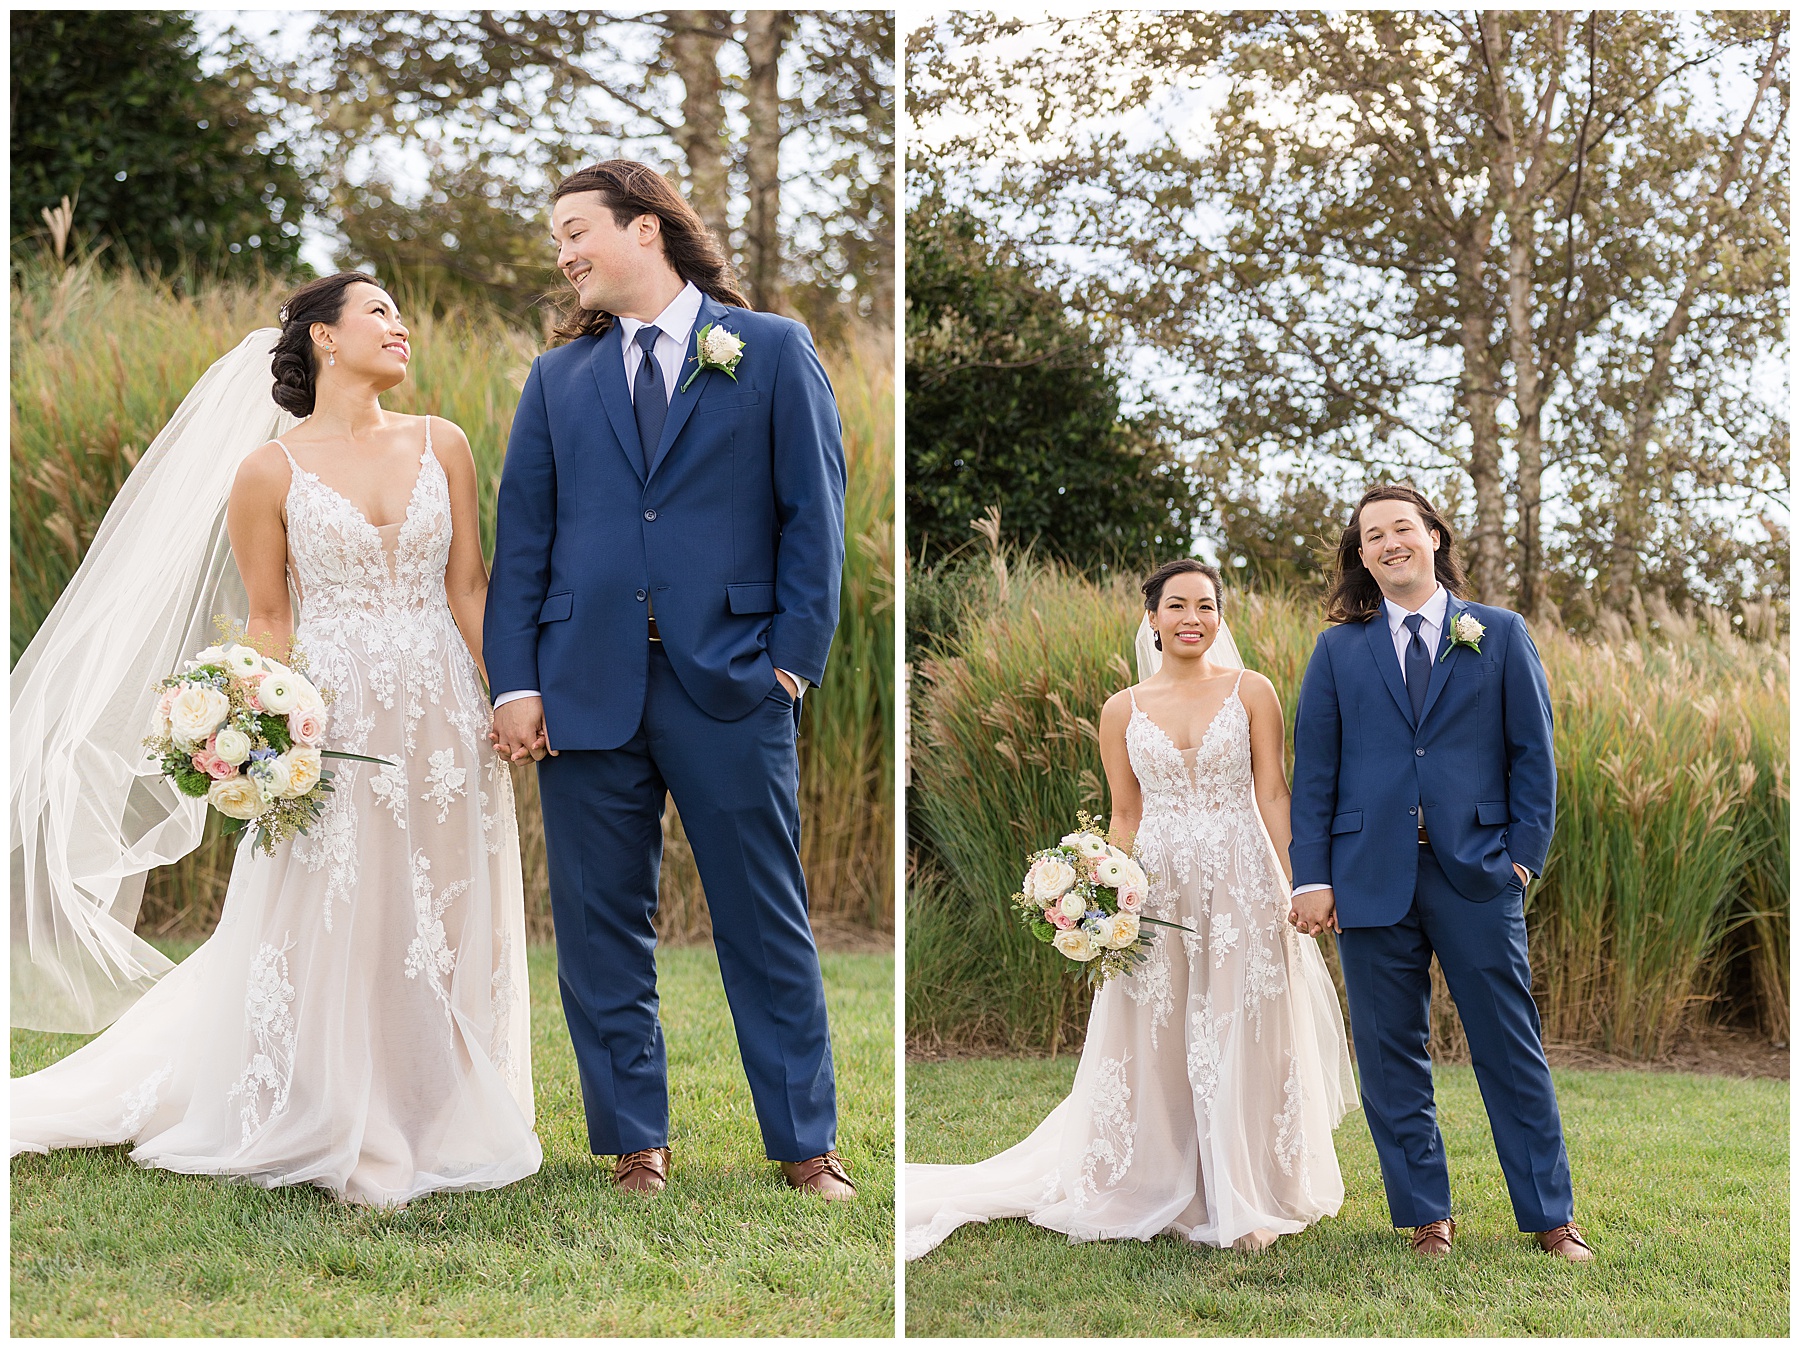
1290, 595, 1575, 1232
485, 294, 846, 1161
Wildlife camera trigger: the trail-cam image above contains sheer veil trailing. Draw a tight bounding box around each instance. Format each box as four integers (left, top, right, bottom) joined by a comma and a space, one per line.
12, 330, 296, 1033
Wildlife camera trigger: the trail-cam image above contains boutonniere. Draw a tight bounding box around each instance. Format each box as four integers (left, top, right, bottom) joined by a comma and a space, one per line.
1441, 611, 1485, 661
680, 323, 745, 392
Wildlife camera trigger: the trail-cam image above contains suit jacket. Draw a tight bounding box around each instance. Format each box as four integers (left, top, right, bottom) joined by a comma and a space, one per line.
1288, 595, 1556, 927
483, 294, 847, 749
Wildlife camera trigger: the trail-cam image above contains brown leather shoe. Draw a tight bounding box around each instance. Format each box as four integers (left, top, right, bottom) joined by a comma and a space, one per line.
779, 1151, 857, 1201
1410, 1218, 1456, 1257
1537, 1222, 1595, 1262
613, 1146, 670, 1194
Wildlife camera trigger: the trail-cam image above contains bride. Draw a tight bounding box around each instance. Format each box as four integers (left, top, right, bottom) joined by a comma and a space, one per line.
11, 273, 541, 1205
906, 559, 1357, 1257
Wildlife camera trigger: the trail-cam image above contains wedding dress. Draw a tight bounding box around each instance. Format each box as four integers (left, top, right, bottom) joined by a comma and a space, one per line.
906, 665, 1357, 1257
11, 418, 542, 1206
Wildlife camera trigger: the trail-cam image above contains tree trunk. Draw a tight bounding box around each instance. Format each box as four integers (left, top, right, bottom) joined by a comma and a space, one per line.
742, 11, 789, 312
1456, 223, 1508, 603
666, 11, 731, 250
1604, 25, 1785, 610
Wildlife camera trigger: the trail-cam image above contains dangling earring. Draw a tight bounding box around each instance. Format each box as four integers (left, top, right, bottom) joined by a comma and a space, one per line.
1152, 628, 1163, 652
327, 348, 336, 367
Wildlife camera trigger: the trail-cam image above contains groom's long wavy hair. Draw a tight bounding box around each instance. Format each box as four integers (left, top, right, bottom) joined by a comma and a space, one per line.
1325, 485, 1468, 624
546, 160, 750, 347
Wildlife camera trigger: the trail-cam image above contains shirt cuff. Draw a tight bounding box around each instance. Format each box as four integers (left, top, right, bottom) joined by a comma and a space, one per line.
1291, 882, 1332, 898
493, 689, 540, 709
777, 668, 809, 698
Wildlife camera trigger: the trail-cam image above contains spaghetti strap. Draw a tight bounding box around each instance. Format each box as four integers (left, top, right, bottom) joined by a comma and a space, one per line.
272, 437, 296, 465
1231, 669, 1246, 697
1128, 685, 1140, 712
422, 414, 433, 457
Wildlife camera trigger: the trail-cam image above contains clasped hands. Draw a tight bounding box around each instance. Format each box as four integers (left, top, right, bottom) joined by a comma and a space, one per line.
487, 670, 800, 765
1286, 863, 1531, 936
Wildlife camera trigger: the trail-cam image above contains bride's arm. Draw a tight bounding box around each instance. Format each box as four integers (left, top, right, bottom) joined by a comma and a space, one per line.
1097, 690, 1142, 852
226, 444, 295, 655
433, 418, 492, 688
1242, 673, 1295, 885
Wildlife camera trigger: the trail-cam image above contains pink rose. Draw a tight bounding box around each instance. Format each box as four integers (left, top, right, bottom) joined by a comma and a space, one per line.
1117, 887, 1144, 914
288, 706, 326, 747
1047, 908, 1077, 930
192, 747, 236, 781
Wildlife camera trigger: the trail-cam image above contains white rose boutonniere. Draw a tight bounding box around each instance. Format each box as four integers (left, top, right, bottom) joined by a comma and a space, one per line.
1442, 612, 1485, 661
681, 322, 746, 392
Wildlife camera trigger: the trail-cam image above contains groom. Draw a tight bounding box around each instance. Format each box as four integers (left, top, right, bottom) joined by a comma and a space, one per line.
1288, 485, 1589, 1261
485, 160, 853, 1199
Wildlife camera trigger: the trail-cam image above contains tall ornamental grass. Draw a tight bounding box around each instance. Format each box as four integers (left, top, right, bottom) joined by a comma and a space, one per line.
11, 260, 893, 939
907, 548, 1787, 1058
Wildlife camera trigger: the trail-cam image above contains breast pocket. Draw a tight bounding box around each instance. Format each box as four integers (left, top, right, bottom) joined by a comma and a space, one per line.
1450, 656, 1498, 680
697, 390, 763, 417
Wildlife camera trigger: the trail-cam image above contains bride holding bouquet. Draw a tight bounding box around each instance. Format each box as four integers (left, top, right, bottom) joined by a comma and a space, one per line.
906, 559, 1356, 1257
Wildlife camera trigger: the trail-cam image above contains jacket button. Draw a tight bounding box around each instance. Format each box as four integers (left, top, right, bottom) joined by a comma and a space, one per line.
635, 589, 647, 602
1408, 806, 1418, 815
643, 508, 657, 521
1415, 748, 1425, 757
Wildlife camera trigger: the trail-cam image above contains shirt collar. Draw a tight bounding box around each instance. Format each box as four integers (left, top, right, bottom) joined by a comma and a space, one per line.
1384, 584, 1448, 635
618, 281, 703, 349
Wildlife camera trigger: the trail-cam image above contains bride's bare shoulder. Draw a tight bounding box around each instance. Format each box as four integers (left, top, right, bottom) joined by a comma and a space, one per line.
230, 441, 294, 501
1099, 686, 1137, 730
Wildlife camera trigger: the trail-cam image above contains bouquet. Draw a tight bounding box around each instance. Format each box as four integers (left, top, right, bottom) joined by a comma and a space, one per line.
1013, 811, 1187, 986
143, 624, 390, 855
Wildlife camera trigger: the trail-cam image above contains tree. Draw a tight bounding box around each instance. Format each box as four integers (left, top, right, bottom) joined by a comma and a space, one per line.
906, 201, 1199, 571
10, 11, 306, 275
250, 11, 892, 327
909, 11, 1787, 624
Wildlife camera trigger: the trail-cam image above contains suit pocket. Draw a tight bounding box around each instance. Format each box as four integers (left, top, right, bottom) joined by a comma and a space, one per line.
698, 390, 763, 416
1330, 810, 1363, 835
538, 591, 573, 624
1477, 800, 1509, 825
726, 582, 777, 615
1450, 656, 1497, 679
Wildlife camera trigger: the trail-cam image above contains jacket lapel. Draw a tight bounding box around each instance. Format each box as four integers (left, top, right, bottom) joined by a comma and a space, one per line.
1417, 594, 1462, 727
589, 324, 645, 485
1364, 612, 1415, 726
646, 295, 729, 482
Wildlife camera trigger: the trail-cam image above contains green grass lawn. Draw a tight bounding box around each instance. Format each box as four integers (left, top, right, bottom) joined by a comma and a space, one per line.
12, 943, 894, 1336
905, 1055, 1787, 1337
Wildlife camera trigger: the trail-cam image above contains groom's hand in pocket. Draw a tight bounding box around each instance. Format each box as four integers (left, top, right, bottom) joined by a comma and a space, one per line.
491, 696, 556, 762
1288, 887, 1341, 936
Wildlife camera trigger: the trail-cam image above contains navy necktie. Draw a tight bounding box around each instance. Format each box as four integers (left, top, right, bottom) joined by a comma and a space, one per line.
632, 325, 666, 475
1403, 613, 1430, 724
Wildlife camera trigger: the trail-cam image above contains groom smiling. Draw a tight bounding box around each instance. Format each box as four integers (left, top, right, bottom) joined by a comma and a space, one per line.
484, 160, 853, 1199
1288, 485, 1590, 1262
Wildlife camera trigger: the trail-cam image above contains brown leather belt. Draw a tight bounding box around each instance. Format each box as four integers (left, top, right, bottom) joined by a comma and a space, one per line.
647, 614, 662, 643
1418, 823, 1430, 845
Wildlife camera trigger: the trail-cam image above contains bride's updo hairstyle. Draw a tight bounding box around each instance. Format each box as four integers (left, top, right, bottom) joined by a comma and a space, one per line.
271, 272, 383, 417
1142, 559, 1225, 651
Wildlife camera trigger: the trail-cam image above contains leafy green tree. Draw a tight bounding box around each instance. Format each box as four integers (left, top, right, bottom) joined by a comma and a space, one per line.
10, 11, 305, 275
906, 202, 1198, 571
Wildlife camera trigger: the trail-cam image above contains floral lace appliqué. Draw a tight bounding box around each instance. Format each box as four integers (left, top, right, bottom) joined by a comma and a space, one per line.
404, 852, 467, 1021
1071, 1056, 1137, 1211
118, 1063, 173, 1136
421, 749, 467, 824
225, 939, 297, 1144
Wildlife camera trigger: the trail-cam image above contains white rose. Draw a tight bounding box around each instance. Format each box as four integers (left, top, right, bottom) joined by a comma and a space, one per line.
1108, 912, 1141, 949
169, 684, 232, 747
1117, 858, 1148, 893
701, 326, 744, 366
188, 644, 229, 670
1060, 831, 1108, 860
284, 746, 323, 796
1025, 856, 1077, 904
225, 645, 265, 678
1057, 889, 1088, 921
147, 688, 176, 739
1052, 928, 1100, 962
214, 726, 252, 766
207, 773, 266, 821
257, 670, 301, 714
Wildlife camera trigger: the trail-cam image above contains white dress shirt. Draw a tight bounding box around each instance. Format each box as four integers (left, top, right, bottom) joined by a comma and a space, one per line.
494, 281, 805, 708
